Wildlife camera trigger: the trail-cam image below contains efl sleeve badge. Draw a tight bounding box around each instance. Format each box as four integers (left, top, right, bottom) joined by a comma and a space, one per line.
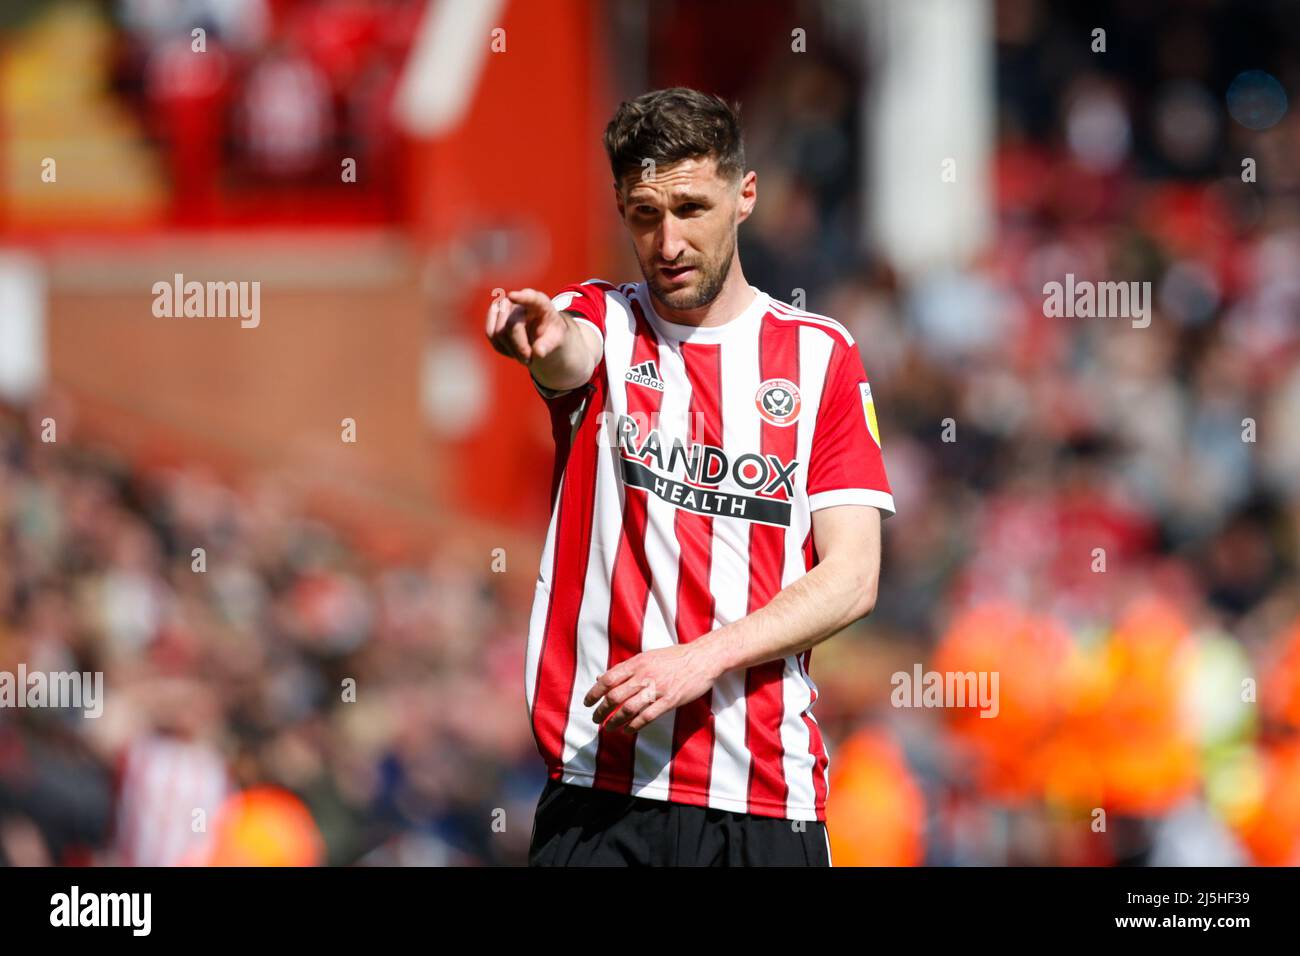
860, 382, 881, 448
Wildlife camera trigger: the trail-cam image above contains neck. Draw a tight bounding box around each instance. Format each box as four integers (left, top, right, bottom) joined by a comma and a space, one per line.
650, 259, 754, 328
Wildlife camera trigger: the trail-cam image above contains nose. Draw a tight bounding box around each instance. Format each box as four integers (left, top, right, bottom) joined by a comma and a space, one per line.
656, 217, 688, 265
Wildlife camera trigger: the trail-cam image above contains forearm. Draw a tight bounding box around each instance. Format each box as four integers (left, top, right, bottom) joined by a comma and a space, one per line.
694, 552, 878, 675
530, 311, 598, 391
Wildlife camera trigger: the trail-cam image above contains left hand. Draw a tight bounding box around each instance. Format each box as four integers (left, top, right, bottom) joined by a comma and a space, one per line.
584, 642, 725, 734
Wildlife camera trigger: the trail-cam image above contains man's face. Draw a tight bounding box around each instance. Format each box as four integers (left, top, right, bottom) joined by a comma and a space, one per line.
616, 156, 754, 312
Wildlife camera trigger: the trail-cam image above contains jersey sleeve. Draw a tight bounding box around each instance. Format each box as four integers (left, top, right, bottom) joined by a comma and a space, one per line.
530, 280, 609, 400
806, 341, 896, 517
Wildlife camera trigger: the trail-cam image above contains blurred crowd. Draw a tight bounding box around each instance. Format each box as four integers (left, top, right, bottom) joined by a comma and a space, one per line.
2, 0, 1300, 866
114, 0, 424, 221
2, 0, 422, 226
0, 403, 541, 865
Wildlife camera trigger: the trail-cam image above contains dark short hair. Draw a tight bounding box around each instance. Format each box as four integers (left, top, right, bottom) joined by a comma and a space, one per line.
603, 87, 746, 190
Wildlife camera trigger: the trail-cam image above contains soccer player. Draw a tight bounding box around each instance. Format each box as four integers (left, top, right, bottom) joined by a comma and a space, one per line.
485, 87, 894, 866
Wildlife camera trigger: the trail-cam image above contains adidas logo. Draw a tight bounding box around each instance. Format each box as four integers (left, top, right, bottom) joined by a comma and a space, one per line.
625, 360, 665, 391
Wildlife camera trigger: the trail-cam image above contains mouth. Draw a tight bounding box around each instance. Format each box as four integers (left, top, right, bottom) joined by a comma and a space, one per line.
659, 264, 696, 282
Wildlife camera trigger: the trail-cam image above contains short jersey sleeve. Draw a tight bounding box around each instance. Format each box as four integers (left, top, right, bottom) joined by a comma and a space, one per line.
530, 280, 610, 400
806, 341, 896, 517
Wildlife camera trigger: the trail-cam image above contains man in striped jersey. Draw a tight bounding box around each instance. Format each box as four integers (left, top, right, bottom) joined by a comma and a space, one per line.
486, 88, 894, 866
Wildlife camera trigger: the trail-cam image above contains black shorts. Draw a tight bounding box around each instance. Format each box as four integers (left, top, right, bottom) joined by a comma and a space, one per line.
527, 778, 832, 867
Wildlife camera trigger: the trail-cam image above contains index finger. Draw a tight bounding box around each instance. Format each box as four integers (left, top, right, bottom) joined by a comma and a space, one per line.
506, 288, 554, 325
506, 288, 551, 308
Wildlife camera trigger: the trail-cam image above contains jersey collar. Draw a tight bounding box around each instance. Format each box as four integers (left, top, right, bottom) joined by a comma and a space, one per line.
637, 283, 769, 344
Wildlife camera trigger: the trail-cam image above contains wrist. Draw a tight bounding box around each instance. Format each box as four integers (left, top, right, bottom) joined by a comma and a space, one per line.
694, 625, 739, 678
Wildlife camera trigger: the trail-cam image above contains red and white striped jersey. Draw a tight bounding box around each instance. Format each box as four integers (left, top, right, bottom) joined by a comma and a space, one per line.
525, 279, 894, 821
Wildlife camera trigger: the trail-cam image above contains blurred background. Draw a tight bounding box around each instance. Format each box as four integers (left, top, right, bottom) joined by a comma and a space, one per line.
1, 0, 1298, 866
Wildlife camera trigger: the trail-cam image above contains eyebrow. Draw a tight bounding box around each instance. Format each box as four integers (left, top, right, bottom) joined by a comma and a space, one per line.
629, 191, 711, 206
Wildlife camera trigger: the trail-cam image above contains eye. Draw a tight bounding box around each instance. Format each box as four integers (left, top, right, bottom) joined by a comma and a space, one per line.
679, 203, 703, 214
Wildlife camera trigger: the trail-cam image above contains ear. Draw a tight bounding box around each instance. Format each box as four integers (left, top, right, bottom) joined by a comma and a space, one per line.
736, 170, 757, 224
612, 180, 626, 219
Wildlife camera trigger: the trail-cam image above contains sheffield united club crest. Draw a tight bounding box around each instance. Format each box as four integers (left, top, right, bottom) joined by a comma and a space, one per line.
755, 378, 801, 427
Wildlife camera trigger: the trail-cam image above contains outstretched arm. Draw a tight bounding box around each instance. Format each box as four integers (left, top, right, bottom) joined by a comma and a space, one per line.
586, 503, 883, 733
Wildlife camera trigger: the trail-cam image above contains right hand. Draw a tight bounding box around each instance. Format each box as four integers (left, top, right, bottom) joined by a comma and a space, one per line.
484, 289, 568, 366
